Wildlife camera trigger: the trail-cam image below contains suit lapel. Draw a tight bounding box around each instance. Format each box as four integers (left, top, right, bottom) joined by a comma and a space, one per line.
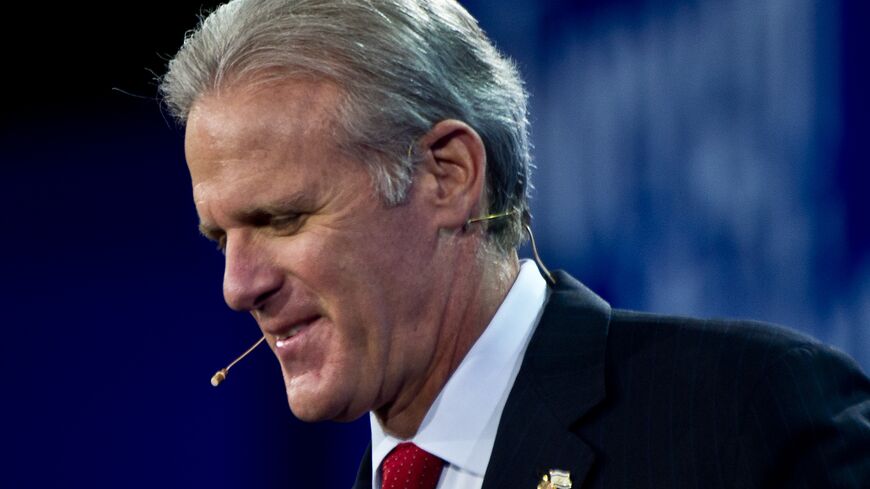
351, 443, 372, 489
482, 270, 611, 489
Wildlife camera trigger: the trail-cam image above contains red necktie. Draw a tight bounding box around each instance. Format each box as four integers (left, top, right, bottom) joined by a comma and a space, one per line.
381, 442, 445, 489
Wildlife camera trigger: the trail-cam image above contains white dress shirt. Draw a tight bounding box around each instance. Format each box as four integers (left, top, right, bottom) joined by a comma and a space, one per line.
369, 260, 549, 489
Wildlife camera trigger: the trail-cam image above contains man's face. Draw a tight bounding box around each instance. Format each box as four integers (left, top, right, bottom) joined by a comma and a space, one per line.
184, 80, 445, 422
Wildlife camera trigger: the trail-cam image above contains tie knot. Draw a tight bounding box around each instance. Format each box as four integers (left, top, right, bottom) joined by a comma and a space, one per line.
381, 442, 445, 489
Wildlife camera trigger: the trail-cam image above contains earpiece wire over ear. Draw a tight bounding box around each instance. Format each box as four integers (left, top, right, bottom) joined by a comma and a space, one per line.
464, 208, 556, 285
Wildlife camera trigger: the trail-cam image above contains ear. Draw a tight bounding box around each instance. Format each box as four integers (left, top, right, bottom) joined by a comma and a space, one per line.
415, 119, 486, 230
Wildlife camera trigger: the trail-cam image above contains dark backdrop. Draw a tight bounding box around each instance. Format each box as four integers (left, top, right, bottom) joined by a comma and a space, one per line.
2, 1, 867, 487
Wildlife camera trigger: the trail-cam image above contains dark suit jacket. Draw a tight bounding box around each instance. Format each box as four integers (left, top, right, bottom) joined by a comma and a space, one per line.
353, 270, 870, 488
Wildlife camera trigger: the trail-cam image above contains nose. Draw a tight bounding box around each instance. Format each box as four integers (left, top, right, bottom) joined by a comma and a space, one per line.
222, 232, 283, 312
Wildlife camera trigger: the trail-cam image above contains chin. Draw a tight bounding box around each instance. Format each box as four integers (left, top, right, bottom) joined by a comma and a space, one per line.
284, 379, 334, 421
281, 361, 373, 422
283, 375, 365, 423
285, 392, 366, 423
285, 388, 333, 421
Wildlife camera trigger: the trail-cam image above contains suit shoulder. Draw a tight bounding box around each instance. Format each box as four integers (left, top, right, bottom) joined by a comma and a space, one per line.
561, 299, 870, 486
607, 308, 833, 370
599, 308, 870, 419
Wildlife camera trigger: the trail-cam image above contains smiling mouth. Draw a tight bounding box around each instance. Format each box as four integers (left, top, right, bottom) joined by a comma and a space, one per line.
274, 316, 320, 348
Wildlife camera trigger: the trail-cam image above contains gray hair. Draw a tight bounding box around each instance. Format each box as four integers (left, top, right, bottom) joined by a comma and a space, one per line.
160, 0, 531, 252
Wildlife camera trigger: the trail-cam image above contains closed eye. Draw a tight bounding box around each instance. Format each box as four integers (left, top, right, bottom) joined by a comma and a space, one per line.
196, 207, 308, 254
267, 214, 306, 235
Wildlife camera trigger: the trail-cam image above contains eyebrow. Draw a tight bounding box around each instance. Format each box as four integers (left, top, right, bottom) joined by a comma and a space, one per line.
198, 222, 224, 242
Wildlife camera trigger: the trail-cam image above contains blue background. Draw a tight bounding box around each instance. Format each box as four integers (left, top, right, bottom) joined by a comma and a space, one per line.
2, 0, 867, 487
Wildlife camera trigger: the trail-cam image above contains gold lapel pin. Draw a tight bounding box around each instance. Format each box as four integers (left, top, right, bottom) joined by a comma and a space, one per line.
537, 469, 572, 489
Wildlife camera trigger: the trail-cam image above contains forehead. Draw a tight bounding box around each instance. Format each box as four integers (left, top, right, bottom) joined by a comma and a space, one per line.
186, 79, 341, 170
184, 79, 349, 205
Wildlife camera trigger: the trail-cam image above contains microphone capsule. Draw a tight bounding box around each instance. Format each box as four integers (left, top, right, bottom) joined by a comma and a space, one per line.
211, 368, 228, 387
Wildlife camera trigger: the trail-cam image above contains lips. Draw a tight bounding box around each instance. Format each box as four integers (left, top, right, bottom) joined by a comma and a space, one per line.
272, 315, 321, 349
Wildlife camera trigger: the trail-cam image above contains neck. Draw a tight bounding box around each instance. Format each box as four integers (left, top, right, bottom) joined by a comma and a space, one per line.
374, 250, 519, 439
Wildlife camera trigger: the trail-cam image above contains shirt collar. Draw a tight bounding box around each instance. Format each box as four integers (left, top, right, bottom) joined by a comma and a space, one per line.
370, 260, 548, 484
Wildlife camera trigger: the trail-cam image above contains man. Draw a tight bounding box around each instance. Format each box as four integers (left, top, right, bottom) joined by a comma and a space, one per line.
161, 0, 870, 488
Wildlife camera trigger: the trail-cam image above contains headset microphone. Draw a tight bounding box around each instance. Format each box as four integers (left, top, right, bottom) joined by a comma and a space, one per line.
211, 336, 266, 386
208, 208, 553, 387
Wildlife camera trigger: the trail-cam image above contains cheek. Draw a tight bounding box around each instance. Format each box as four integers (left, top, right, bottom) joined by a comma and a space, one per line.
282, 210, 431, 365
281, 230, 389, 355
313, 316, 391, 413
292, 228, 388, 312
